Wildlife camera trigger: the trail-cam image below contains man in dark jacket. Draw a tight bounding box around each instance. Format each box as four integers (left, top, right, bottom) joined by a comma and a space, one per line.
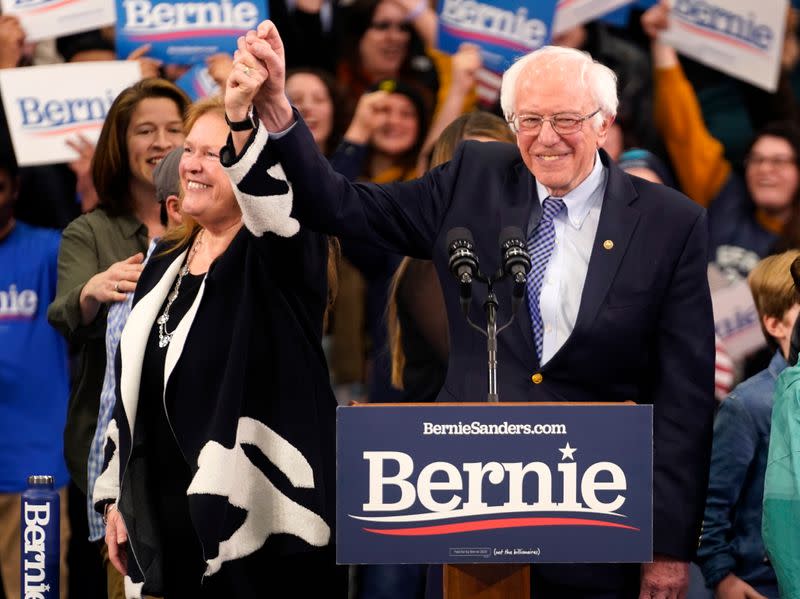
221, 22, 717, 598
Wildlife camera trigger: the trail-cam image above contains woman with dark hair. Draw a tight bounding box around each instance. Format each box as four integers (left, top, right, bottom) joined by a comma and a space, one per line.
645, 4, 800, 278
285, 67, 401, 179
97, 94, 343, 598
363, 78, 430, 182
286, 67, 350, 157
47, 77, 189, 594
336, 0, 439, 104
328, 77, 432, 404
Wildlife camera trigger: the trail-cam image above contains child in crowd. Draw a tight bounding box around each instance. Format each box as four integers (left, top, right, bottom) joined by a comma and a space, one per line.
763, 254, 800, 599
697, 251, 800, 599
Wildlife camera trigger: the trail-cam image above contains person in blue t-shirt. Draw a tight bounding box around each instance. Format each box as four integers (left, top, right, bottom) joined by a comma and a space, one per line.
0, 149, 71, 599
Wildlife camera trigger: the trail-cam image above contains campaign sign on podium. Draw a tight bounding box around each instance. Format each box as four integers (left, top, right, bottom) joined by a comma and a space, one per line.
337, 404, 652, 564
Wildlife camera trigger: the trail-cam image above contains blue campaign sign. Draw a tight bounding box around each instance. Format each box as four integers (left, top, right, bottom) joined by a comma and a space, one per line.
115, 0, 268, 64
437, 0, 559, 73
600, 5, 632, 27
175, 64, 221, 100
337, 404, 653, 564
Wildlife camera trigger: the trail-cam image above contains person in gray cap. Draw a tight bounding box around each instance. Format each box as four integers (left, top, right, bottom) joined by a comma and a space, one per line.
153, 146, 184, 205
152, 146, 184, 230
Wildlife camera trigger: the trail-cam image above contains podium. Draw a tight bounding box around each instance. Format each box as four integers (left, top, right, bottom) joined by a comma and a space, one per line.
336, 402, 653, 598
444, 563, 529, 597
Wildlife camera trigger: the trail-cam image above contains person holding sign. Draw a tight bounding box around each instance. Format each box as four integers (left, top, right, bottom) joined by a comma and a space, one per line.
643, 1, 800, 280
221, 21, 715, 598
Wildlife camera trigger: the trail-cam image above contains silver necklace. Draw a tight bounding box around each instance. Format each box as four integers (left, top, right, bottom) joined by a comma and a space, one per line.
157, 230, 204, 348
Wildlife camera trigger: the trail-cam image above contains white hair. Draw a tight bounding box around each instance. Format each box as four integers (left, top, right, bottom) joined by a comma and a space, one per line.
500, 46, 618, 130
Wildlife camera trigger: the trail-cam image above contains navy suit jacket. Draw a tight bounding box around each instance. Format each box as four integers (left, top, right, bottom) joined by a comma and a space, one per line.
234, 113, 715, 585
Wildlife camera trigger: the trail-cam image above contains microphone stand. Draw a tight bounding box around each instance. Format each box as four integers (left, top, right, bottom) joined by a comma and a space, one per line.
463, 274, 520, 403
486, 290, 499, 402
449, 227, 529, 404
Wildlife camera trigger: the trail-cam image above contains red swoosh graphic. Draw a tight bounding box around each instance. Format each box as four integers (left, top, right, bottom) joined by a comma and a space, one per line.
675, 19, 768, 55
27, 0, 79, 14
29, 122, 102, 137
364, 517, 640, 536
441, 24, 537, 53
128, 29, 246, 42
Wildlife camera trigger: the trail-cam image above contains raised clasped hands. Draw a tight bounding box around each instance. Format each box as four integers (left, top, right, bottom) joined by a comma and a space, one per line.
226, 20, 294, 132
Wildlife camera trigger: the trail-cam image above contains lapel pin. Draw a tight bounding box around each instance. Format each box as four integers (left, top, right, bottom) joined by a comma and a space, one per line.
603, 240, 614, 250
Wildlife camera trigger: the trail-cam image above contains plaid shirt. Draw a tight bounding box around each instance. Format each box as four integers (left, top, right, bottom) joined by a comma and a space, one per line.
86, 241, 155, 541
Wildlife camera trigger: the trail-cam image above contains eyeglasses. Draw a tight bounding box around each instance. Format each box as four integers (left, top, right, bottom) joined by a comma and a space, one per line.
369, 20, 413, 34
507, 108, 601, 136
744, 154, 796, 169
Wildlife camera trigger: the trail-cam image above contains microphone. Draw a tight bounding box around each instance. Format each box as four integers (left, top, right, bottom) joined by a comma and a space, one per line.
499, 226, 531, 307
446, 227, 479, 314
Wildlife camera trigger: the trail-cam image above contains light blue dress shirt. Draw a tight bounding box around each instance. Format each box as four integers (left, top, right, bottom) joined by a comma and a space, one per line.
528, 153, 607, 366
86, 240, 157, 541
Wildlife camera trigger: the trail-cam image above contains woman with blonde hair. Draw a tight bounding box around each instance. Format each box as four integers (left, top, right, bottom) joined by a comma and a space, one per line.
95, 96, 343, 597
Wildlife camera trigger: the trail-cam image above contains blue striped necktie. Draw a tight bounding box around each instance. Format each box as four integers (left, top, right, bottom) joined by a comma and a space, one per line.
526, 196, 565, 360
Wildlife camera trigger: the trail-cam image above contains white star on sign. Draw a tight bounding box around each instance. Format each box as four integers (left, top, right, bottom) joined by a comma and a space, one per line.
559, 443, 577, 461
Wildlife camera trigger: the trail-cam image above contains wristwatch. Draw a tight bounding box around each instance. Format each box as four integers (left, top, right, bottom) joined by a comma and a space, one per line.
225, 105, 257, 132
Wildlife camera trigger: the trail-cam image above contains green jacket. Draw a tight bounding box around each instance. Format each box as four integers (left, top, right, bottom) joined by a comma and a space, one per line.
763, 363, 800, 599
47, 208, 149, 494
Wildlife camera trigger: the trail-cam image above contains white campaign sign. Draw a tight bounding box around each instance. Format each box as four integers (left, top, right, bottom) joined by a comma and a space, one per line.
552, 0, 635, 35
0, 0, 117, 43
0, 62, 142, 167
711, 275, 765, 362
659, 0, 788, 91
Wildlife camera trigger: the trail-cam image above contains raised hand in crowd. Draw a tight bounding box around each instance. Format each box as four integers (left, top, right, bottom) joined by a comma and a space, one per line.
641, 1, 679, 68
126, 44, 162, 79
640, 1, 670, 44
782, 6, 799, 71
78, 252, 144, 325
206, 52, 234, 88
343, 89, 390, 144
388, 0, 437, 47
416, 42, 481, 173
0, 15, 25, 69
65, 134, 99, 212
450, 42, 481, 91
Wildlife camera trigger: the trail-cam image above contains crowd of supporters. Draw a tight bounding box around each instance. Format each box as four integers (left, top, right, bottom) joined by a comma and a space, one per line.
3, 0, 800, 597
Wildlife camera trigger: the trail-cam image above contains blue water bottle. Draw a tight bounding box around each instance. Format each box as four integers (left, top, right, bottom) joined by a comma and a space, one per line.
20, 475, 59, 599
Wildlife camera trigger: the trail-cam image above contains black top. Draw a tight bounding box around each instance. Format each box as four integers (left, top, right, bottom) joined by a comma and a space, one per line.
106, 221, 343, 596
397, 259, 448, 403
139, 270, 206, 594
